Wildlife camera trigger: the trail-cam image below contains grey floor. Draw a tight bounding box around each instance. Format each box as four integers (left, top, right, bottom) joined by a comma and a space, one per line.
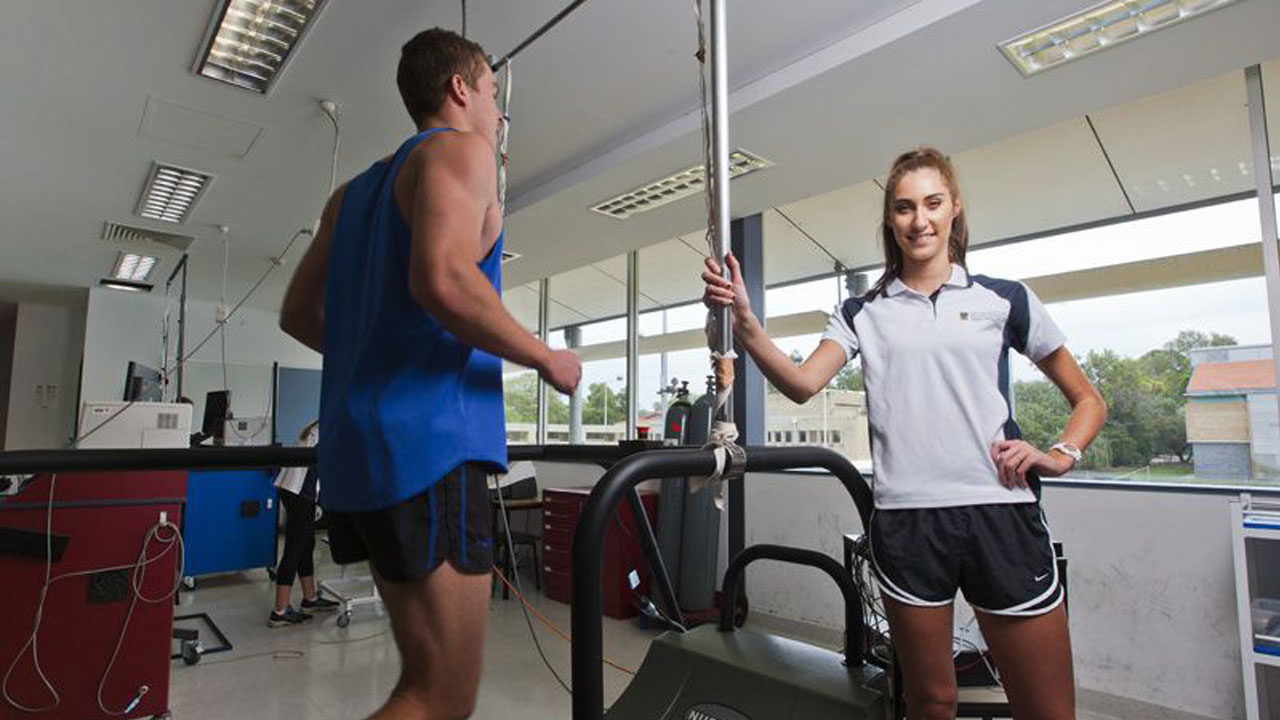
169, 551, 655, 720
167, 553, 1157, 720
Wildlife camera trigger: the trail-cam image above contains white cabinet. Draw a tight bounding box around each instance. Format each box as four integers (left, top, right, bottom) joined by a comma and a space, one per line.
1232, 495, 1280, 720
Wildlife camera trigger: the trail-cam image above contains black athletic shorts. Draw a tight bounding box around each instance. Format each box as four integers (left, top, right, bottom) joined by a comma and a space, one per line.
326, 463, 494, 582
869, 502, 1063, 616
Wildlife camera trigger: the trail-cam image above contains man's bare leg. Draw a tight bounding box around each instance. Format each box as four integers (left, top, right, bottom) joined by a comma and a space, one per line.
366, 562, 490, 720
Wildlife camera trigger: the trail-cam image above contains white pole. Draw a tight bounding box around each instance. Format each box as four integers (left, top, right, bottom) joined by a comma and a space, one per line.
711, 0, 732, 424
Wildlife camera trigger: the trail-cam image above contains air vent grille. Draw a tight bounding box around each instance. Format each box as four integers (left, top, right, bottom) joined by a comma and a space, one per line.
101, 222, 196, 252
136, 162, 214, 224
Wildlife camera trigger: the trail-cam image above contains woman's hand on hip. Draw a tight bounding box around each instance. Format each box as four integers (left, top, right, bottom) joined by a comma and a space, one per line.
990, 439, 1074, 488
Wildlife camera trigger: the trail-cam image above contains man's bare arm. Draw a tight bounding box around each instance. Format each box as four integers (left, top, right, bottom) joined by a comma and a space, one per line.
279, 185, 344, 353
408, 132, 578, 392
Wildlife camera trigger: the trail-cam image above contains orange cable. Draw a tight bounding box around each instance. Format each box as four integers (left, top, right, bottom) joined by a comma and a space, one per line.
490, 565, 637, 676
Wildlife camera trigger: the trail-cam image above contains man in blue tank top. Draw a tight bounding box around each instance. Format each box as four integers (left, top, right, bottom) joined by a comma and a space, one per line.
279, 27, 581, 720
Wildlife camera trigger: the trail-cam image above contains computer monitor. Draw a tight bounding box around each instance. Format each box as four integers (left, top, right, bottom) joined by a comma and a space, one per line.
202, 390, 231, 444
123, 361, 163, 402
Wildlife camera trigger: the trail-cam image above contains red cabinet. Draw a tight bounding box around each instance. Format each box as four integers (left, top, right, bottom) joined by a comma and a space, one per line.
541, 487, 657, 619
0, 471, 186, 720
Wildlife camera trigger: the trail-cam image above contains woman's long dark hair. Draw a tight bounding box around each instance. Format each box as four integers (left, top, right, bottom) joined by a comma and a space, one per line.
866, 147, 969, 299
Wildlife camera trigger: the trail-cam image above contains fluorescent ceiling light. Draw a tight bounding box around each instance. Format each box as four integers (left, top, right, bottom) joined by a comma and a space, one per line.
591, 150, 773, 220
196, 0, 327, 93
136, 162, 214, 224
99, 279, 153, 293
111, 252, 158, 283
999, 0, 1242, 77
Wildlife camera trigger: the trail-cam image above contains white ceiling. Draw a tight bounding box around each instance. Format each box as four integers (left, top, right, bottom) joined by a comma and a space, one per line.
1, 0, 1278, 316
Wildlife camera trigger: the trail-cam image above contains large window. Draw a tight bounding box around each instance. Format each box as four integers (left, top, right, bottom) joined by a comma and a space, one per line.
501, 62, 1279, 485
503, 282, 541, 444
540, 257, 628, 445
975, 195, 1275, 485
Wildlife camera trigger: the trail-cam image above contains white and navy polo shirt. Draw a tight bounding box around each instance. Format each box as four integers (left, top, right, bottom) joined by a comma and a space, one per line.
821, 264, 1065, 510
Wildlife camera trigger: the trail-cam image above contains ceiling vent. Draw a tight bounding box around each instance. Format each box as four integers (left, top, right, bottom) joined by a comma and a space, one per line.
101, 221, 197, 253
590, 150, 773, 220
135, 162, 214, 224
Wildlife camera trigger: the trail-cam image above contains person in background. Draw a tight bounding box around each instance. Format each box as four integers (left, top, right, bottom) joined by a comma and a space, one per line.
269, 419, 338, 626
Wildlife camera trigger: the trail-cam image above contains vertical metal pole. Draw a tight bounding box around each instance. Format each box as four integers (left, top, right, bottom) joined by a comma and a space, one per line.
176, 254, 188, 399
536, 277, 550, 446
710, 0, 733, 424
660, 310, 669, 392
1245, 65, 1280, 481
730, 214, 764, 570
626, 250, 639, 439
566, 325, 584, 444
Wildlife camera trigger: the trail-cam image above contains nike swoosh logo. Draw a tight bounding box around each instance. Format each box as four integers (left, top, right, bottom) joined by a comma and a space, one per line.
1034, 572, 1051, 582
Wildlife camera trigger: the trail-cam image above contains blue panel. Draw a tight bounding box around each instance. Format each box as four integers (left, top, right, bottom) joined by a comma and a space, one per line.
184, 469, 278, 577
275, 366, 322, 446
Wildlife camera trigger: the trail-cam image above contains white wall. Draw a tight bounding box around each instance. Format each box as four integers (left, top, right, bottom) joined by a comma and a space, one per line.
5, 302, 86, 450
0, 304, 16, 447
739, 472, 1256, 720
80, 287, 319, 419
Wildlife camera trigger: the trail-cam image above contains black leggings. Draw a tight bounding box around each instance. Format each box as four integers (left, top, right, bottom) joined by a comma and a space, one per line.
276, 489, 316, 587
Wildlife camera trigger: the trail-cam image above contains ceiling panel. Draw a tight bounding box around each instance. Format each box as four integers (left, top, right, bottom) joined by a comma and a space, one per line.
953, 118, 1129, 246
762, 209, 840, 285
503, 283, 540, 332
546, 258, 626, 328
776, 181, 883, 271
637, 236, 706, 307
1090, 70, 1253, 213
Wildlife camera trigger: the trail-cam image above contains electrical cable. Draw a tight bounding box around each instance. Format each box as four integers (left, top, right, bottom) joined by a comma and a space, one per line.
494, 488, 573, 693
693, 0, 716, 260
2, 475, 186, 714
200, 650, 305, 665
489, 566, 636, 677
498, 62, 512, 210
220, 230, 230, 392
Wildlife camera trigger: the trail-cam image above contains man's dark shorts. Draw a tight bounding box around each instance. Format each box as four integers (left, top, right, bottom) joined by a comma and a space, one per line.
326, 462, 494, 582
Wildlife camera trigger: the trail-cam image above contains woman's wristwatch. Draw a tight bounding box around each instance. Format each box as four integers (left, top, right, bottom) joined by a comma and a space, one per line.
1049, 442, 1083, 463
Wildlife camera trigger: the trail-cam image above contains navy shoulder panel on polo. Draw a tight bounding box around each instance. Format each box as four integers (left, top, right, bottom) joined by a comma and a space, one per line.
840, 295, 867, 330
970, 275, 1030, 355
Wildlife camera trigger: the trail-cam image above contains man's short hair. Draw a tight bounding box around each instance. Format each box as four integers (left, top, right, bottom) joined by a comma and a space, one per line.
397, 28, 487, 125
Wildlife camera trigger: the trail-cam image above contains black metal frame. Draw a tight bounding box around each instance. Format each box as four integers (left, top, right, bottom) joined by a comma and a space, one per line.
489, 0, 588, 71
0, 442, 876, 720
568, 445, 872, 720
718, 543, 864, 667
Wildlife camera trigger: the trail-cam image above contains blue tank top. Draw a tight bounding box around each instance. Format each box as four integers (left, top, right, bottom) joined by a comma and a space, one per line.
318, 128, 507, 512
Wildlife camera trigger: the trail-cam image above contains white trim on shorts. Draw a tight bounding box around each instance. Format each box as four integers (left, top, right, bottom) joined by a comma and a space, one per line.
867, 508, 953, 608
968, 509, 1063, 617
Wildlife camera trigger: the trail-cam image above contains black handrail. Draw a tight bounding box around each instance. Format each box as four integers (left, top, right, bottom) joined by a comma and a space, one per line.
0, 443, 644, 476
717, 544, 864, 667
570, 445, 873, 720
